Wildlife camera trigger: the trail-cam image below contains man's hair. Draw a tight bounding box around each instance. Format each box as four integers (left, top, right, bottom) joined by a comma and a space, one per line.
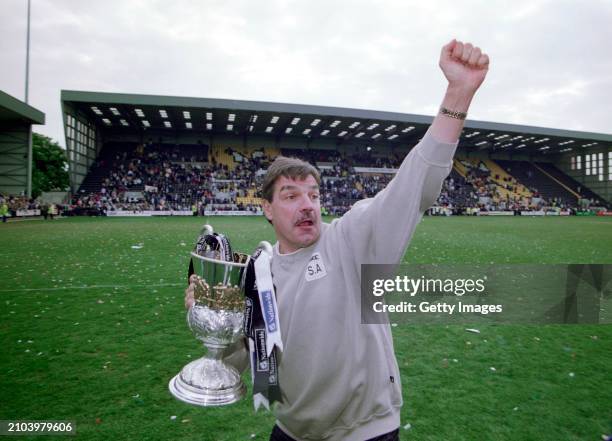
261, 156, 321, 202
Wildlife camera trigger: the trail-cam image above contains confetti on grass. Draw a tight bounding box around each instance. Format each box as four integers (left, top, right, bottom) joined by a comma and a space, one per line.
3, 214, 610, 439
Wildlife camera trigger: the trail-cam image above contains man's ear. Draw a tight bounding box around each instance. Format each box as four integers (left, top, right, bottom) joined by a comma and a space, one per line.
262, 200, 273, 223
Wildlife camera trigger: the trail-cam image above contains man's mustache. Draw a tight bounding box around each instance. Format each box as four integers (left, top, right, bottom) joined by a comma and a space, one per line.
295, 213, 316, 225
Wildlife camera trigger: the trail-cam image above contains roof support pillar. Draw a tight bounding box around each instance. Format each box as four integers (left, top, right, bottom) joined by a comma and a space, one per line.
26, 125, 32, 197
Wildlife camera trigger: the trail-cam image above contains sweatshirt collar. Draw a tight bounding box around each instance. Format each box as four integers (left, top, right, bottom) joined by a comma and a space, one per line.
273, 223, 329, 264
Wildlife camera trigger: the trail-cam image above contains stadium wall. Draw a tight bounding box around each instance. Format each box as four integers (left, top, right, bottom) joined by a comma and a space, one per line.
62, 101, 102, 193
0, 121, 31, 196
557, 149, 611, 203
40, 191, 70, 204
0, 90, 45, 197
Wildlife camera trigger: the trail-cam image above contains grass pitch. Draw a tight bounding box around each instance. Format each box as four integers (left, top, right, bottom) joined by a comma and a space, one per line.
0, 216, 611, 440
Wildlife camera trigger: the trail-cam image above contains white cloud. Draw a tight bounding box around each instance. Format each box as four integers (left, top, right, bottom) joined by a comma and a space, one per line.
0, 0, 611, 144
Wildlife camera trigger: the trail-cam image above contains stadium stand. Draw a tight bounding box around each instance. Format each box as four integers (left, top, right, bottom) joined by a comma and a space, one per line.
67, 140, 608, 217
495, 160, 578, 208
71, 142, 267, 214
533, 162, 603, 204
57, 91, 611, 217
452, 158, 469, 178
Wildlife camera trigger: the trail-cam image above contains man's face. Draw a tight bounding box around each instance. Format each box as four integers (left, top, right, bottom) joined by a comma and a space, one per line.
263, 175, 322, 254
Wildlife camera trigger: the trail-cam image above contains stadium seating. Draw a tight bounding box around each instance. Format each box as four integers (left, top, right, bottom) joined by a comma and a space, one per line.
209, 146, 235, 170
452, 158, 469, 178
70, 140, 608, 216
495, 160, 577, 207
482, 159, 532, 198
534, 162, 603, 204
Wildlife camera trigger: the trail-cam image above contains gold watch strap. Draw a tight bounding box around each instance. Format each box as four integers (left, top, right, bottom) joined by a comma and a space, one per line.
440, 106, 467, 120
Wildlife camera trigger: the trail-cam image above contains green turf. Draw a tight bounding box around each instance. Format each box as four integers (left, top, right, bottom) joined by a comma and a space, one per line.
0, 216, 611, 440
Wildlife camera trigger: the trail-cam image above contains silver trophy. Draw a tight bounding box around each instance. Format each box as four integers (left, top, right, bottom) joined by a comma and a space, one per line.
169, 225, 250, 406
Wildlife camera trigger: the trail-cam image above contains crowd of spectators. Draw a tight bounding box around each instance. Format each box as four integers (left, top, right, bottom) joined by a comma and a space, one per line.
0, 195, 64, 220
60, 142, 603, 218
2, 195, 37, 213
70, 143, 268, 214
2, 142, 606, 221
427, 160, 582, 215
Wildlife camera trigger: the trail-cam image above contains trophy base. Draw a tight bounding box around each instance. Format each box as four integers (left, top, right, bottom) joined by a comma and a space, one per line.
168, 357, 246, 406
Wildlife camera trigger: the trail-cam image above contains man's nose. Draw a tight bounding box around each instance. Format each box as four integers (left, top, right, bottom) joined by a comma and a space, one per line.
299, 194, 315, 211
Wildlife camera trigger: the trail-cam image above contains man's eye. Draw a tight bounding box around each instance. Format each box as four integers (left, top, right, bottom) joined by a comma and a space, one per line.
311, 194, 320, 200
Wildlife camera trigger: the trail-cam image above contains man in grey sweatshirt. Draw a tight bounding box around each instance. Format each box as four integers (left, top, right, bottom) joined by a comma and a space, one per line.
186, 39, 490, 440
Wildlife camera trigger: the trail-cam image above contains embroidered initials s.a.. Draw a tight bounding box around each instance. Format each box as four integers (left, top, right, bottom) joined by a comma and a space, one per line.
305, 252, 327, 281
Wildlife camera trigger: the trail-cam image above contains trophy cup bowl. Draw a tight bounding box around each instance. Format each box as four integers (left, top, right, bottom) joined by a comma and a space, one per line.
169, 225, 250, 406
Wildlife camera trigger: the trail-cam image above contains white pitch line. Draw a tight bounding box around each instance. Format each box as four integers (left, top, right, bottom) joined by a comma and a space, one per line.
0, 283, 184, 293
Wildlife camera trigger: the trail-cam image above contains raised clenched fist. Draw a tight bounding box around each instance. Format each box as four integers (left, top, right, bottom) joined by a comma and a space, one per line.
439, 39, 490, 93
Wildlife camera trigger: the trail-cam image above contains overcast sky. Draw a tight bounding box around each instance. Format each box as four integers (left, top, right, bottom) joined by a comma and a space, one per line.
1, 0, 611, 145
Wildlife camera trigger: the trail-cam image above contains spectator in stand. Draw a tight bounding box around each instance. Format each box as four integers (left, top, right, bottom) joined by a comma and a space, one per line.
0, 199, 8, 223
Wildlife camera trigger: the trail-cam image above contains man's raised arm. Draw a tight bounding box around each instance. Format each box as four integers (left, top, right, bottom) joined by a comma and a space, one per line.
430, 39, 490, 143
336, 39, 490, 265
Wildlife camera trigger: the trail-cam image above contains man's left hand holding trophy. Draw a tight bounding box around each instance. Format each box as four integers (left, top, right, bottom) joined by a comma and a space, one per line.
169, 225, 250, 406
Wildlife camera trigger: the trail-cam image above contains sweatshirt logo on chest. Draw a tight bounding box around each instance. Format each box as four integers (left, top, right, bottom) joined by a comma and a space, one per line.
305, 252, 327, 282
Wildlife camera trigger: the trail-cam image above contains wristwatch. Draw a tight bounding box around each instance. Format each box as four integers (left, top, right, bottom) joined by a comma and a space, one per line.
440, 106, 467, 120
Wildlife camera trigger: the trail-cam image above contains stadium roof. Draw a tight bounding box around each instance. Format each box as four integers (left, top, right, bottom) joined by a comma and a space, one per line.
0, 90, 45, 125
61, 90, 611, 155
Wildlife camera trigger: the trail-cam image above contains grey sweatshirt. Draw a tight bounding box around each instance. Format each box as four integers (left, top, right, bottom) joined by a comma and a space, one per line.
268, 128, 458, 440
